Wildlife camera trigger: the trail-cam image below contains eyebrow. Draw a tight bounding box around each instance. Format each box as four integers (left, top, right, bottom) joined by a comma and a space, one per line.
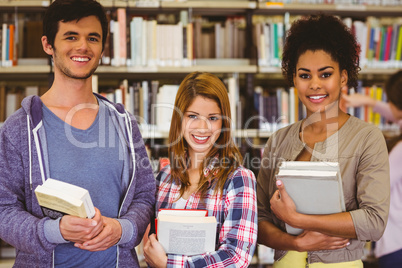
298, 66, 335, 72
186, 111, 221, 116
63, 31, 101, 39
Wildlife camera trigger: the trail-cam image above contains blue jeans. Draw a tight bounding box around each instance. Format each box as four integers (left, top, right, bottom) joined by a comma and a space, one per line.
378, 249, 402, 268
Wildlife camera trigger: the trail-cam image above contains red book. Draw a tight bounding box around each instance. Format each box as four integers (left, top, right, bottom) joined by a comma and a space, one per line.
384, 25, 393, 61
159, 157, 170, 171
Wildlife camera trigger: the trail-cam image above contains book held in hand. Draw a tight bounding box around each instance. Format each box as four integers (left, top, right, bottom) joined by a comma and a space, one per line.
34, 178, 95, 219
156, 209, 217, 256
276, 161, 346, 235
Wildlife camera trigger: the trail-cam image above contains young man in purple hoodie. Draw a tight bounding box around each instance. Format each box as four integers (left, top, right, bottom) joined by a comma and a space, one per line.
0, 0, 155, 267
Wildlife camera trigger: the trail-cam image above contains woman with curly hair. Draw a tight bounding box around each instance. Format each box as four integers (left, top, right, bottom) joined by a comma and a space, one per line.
257, 14, 390, 267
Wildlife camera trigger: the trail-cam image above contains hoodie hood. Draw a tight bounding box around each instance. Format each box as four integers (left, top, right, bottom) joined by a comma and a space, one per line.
20, 93, 131, 190
21, 93, 126, 129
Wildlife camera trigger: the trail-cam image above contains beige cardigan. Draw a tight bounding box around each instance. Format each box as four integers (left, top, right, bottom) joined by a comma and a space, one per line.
257, 116, 390, 264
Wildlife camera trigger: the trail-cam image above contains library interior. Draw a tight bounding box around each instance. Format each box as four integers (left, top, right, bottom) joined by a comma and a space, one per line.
1, 0, 401, 267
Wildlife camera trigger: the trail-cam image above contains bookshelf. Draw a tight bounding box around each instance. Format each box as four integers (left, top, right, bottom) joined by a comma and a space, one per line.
0, 1, 401, 129
0, 0, 400, 140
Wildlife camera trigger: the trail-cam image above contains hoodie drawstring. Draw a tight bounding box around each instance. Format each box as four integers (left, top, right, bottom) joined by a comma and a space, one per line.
27, 115, 33, 190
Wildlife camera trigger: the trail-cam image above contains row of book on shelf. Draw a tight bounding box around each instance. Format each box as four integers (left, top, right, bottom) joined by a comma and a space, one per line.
254, 82, 399, 131
96, 74, 241, 131
1, 23, 17, 67
254, 15, 402, 68
1, 11, 49, 67
2, 10, 402, 68
0, 78, 399, 132
101, 9, 247, 68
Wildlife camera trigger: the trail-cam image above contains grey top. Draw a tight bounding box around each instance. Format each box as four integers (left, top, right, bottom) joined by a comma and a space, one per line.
257, 116, 390, 264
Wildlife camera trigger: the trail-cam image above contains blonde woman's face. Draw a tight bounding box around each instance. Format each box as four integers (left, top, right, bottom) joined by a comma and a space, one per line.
181, 96, 222, 158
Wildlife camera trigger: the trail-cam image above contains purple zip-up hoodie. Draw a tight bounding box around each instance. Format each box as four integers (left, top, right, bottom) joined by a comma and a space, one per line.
0, 94, 155, 267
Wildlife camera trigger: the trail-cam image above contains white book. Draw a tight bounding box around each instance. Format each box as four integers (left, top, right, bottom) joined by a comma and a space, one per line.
25, 86, 39, 97
134, 17, 143, 67
156, 25, 166, 66
288, 87, 295, 124
130, 18, 136, 67
35, 178, 95, 219
155, 84, 179, 131
141, 19, 147, 67
114, 88, 123, 104
5, 92, 18, 118
276, 161, 346, 235
112, 20, 120, 67
173, 22, 183, 67
227, 76, 238, 130
353, 20, 368, 67
157, 209, 217, 255
92, 75, 98, 94
146, 20, 157, 67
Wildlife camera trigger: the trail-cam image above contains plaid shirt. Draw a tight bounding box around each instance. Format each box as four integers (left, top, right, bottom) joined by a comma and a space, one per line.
155, 163, 258, 268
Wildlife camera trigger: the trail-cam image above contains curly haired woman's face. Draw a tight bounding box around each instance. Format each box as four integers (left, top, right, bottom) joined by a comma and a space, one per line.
293, 49, 348, 116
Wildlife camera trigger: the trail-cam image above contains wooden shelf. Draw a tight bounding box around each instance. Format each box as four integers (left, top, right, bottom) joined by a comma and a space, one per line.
161, 1, 256, 9
0, 65, 51, 74
257, 2, 402, 15
1, 0, 401, 16
0, 65, 399, 76
96, 64, 257, 74
99, 0, 159, 8
0, 0, 50, 7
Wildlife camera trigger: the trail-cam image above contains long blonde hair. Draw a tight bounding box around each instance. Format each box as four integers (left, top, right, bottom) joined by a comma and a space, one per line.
168, 72, 243, 198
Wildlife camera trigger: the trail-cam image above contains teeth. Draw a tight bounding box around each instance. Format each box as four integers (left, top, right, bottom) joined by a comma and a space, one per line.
72, 57, 89, 62
309, 95, 326, 100
193, 135, 208, 141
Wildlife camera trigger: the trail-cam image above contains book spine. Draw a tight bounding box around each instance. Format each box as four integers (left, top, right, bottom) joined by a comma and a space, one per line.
117, 8, 127, 66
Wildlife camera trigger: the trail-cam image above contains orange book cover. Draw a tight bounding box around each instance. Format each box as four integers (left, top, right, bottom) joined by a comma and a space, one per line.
9, 24, 15, 66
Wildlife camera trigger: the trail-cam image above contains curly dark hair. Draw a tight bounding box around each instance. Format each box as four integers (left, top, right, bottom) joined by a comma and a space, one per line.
281, 14, 360, 89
